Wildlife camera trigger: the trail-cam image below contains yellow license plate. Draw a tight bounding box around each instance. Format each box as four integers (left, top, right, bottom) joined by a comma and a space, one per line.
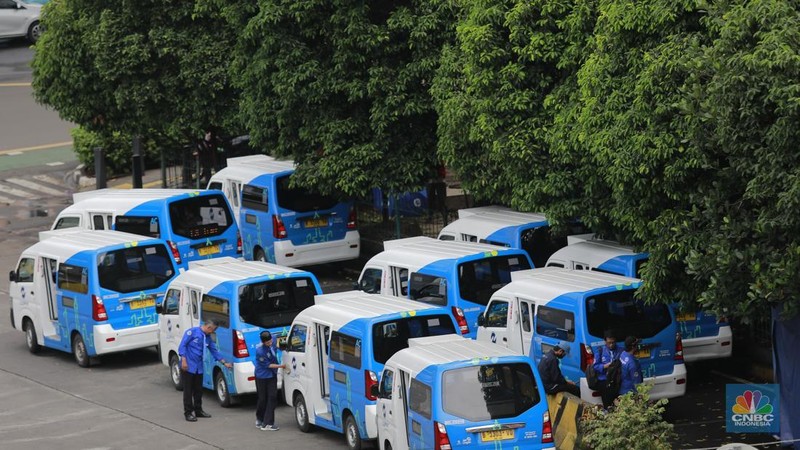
130, 298, 155, 310
481, 429, 514, 442
305, 218, 327, 228
634, 347, 651, 359
677, 312, 696, 322
198, 245, 220, 256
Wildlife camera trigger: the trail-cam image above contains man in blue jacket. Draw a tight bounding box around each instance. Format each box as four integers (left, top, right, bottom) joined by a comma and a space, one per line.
178, 319, 232, 422
593, 330, 622, 408
254, 330, 285, 431
618, 336, 643, 397
538, 342, 580, 397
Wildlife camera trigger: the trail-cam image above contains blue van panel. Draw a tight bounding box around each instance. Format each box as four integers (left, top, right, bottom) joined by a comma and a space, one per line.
486, 222, 548, 247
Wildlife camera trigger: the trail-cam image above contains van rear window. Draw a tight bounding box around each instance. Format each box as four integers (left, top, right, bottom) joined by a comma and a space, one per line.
238, 277, 316, 329
585, 290, 671, 339
372, 314, 456, 364
276, 175, 339, 212
97, 245, 174, 293
442, 363, 540, 421
458, 255, 531, 306
169, 194, 233, 239
116, 216, 160, 238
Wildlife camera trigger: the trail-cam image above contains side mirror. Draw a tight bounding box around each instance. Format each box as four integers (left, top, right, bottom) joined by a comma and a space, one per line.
477, 313, 485, 327
352, 281, 361, 291
370, 384, 380, 399
9, 270, 17, 283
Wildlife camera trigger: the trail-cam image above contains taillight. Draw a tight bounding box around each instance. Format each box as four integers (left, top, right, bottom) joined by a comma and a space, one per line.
236, 231, 243, 254
365, 370, 379, 401
434, 422, 452, 450
675, 332, 684, 361
233, 330, 249, 358
580, 343, 594, 371
452, 307, 469, 335
92, 295, 108, 321
272, 215, 287, 239
167, 240, 182, 265
347, 206, 357, 230
542, 411, 554, 444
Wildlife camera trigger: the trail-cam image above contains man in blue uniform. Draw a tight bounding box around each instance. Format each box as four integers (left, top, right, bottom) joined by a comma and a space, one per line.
178, 319, 232, 422
618, 336, 643, 397
538, 342, 580, 397
255, 330, 285, 431
592, 330, 622, 408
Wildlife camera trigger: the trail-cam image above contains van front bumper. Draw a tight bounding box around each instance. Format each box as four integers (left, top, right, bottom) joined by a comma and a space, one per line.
92, 323, 159, 355
682, 326, 733, 362
275, 231, 360, 267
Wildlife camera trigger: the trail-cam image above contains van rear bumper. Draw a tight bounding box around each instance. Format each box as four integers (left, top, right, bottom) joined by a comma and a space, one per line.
364, 404, 378, 439
275, 231, 360, 267
92, 323, 159, 355
579, 363, 687, 403
231, 363, 284, 394
682, 325, 733, 362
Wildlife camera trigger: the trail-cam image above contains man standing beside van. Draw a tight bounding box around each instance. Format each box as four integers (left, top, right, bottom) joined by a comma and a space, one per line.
618, 336, 644, 397
254, 331, 285, 431
593, 331, 622, 408
179, 320, 232, 422
538, 343, 580, 397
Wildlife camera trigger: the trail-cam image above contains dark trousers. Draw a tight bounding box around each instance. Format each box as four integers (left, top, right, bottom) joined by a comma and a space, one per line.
596, 380, 617, 409
182, 371, 204, 415
547, 383, 581, 398
255, 377, 278, 425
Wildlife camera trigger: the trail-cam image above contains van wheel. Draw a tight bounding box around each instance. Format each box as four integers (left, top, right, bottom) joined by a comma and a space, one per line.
254, 248, 266, 262
24, 320, 41, 354
215, 371, 232, 407
169, 354, 184, 391
345, 414, 363, 450
27, 20, 42, 44
72, 334, 90, 367
385, 442, 393, 450
294, 394, 312, 432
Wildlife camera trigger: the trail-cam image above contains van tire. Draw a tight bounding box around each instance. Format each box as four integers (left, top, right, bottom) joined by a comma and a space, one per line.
294, 393, 313, 432
385, 442, 392, 450
215, 370, 233, 407
24, 320, 41, 354
72, 333, 91, 367
254, 248, 266, 262
344, 414, 362, 450
169, 354, 184, 391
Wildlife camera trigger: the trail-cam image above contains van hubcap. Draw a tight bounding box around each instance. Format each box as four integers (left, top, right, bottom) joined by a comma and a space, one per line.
217, 377, 227, 401
347, 421, 357, 447
296, 401, 307, 426
26, 327, 34, 347
171, 360, 181, 385
75, 341, 86, 361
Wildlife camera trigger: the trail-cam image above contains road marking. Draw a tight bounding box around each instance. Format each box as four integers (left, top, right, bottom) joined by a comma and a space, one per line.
5, 151, 22, 155
0, 194, 13, 204
0, 82, 31, 87
0, 182, 37, 199
32, 174, 63, 187
0, 141, 72, 155
6, 178, 64, 196
46, 162, 64, 166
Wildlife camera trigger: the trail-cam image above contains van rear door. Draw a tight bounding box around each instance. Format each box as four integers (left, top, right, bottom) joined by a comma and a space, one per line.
274, 174, 353, 247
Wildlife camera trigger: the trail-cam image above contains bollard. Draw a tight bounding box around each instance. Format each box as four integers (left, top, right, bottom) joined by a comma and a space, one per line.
132, 135, 143, 188
94, 147, 106, 189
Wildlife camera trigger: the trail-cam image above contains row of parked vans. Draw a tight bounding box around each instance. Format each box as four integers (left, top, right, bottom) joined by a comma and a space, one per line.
7, 162, 732, 450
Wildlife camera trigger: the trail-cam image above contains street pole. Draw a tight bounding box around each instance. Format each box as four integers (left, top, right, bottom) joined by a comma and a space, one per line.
132, 135, 143, 188
94, 147, 106, 189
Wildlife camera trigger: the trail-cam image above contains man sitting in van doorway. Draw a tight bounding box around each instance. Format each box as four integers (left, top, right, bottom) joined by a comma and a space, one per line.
538, 342, 580, 397
592, 330, 623, 409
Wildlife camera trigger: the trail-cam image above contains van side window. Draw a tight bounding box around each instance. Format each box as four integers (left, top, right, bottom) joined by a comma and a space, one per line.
460, 234, 477, 242
92, 215, 105, 230
535, 306, 575, 342
330, 332, 361, 368
242, 184, 268, 212
202, 295, 230, 328
57, 264, 89, 294
409, 273, 447, 306
520, 301, 532, 332
380, 369, 394, 399
359, 268, 382, 294
190, 291, 199, 320
16, 258, 35, 283
164, 289, 180, 315
409, 379, 432, 419
438, 234, 455, 241
485, 301, 509, 327
116, 216, 160, 238
288, 324, 307, 352
546, 262, 564, 268
208, 181, 222, 190
54, 216, 80, 229
573, 262, 589, 271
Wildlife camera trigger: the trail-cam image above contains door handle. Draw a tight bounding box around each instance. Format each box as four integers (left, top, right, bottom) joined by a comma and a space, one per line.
301, 362, 306, 367
502, 337, 507, 342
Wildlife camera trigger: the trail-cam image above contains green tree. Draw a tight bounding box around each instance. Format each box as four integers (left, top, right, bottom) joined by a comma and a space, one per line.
231, 0, 458, 197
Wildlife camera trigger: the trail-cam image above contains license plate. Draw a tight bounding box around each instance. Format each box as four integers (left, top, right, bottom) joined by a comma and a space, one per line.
677, 312, 696, 322
481, 429, 514, 442
130, 298, 155, 310
304, 217, 328, 228
198, 245, 220, 256
634, 347, 651, 359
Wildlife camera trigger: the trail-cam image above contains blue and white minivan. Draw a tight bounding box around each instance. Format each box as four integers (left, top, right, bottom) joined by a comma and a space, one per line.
156, 257, 322, 406
356, 236, 533, 338
437, 206, 586, 268
281, 291, 459, 450
545, 237, 733, 362
208, 155, 360, 267
376, 334, 555, 450
476, 268, 687, 404
51, 189, 242, 270
9, 229, 178, 367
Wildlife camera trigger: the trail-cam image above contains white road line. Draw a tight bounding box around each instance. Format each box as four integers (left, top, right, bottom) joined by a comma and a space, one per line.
6, 178, 64, 196
32, 174, 63, 187
5, 151, 22, 155
0, 194, 13, 204
0, 182, 37, 199
46, 162, 64, 166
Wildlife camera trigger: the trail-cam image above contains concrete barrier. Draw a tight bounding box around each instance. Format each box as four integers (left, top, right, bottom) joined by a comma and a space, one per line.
547, 392, 589, 450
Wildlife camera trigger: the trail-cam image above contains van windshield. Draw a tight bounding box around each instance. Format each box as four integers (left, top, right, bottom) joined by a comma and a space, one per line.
372, 314, 456, 364
585, 290, 672, 339
442, 363, 540, 421
97, 245, 174, 293
458, 255, 531, 306
238, 277, 316, 329
276, 175, 339, 212
169, 194, 233, 239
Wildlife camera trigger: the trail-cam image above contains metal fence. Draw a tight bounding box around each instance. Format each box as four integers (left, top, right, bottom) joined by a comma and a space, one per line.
160, 135, 259, 189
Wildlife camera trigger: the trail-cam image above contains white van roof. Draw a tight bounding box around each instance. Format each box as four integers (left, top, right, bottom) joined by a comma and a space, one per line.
439, 206, 547, 239
547, 239, 640, 268
495, 267, 641, 302
26, 229, 161, 260
172, 257, 309, 289
388, 335, 524, 375
209, 155, 295, 186
296, 291, 442, 330
72, 188, 200, 204
373, 236, 512, 269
